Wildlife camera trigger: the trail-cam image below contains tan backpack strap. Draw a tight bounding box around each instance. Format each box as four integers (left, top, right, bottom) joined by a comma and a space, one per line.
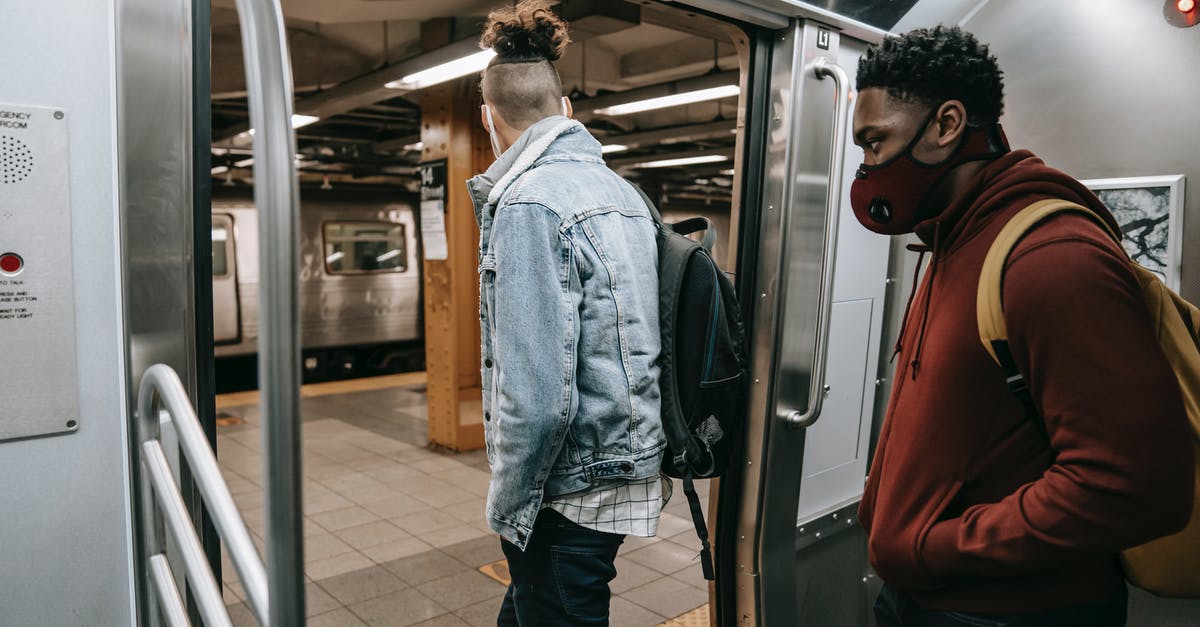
977, 199, 1119, 364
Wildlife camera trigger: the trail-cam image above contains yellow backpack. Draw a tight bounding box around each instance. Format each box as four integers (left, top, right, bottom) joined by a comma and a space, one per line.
976, 199, 1200, 598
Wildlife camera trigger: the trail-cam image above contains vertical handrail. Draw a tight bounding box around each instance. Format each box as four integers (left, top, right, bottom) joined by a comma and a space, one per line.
231, 0, 306, 624
781, 56, 850, 428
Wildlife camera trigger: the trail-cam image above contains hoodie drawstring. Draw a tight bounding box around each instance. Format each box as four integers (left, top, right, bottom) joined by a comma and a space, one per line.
892, 246, 929, 362
908, 221, 942, 379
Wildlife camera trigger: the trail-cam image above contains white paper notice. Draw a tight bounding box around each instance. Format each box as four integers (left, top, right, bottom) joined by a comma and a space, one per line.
420, 199, 448, 260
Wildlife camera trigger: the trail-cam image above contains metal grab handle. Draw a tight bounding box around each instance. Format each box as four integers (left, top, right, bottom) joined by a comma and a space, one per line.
148, 555, 190, 627
138, 365, 270, 624
782, 57, 850, 428
143, 440, 232, 627
232, 0, 306, 624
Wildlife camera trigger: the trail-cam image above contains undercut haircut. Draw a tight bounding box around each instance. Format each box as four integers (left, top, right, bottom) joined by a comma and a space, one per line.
856, 25, 1005, 126
479, 0, 570, 129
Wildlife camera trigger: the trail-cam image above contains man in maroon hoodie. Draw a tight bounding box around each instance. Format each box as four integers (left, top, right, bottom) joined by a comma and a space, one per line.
851, 26, 1193, 626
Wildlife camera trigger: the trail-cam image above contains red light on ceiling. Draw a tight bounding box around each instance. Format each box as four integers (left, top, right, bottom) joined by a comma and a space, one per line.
1180, 0, 1196, 13
0, 252, 22, 274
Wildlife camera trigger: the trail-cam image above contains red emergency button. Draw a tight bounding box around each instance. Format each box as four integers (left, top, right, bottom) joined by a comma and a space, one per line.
0, 252, 23, 274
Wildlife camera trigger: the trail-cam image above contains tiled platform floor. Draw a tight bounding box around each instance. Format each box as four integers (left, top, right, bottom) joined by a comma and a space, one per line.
216, 375, 712, 626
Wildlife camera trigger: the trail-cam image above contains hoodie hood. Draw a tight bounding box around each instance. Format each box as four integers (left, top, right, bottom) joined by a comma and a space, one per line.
895, 150, 1123, 379
913, 150, 1121, 254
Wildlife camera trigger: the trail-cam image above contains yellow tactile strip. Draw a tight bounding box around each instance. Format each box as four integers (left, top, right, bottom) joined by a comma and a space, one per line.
479, 559, 709, 625
215, 371, 428, 409
479, 559, 512, 586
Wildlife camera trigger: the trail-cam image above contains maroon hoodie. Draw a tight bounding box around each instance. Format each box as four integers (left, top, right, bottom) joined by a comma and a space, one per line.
857, 150, 1194, 612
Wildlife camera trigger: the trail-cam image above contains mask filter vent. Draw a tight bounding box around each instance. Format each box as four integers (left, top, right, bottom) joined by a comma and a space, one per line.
869, 198, 893, 223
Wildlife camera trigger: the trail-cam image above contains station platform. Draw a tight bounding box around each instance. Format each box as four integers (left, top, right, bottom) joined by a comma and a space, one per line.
215, 374, 712, 627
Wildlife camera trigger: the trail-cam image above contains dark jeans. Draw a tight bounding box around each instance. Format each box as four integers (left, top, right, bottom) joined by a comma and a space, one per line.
874, 584, 1128, 627
497, 509, 625, 627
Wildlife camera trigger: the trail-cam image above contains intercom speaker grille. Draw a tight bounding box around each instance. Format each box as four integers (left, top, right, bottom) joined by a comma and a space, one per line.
1, 135, 33, 184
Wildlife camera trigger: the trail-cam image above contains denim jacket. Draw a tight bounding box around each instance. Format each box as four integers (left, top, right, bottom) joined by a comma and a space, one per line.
467, 116, 664, 549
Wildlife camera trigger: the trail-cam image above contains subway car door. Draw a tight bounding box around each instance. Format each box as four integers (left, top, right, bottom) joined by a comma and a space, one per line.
718, 15, 891, 626
212, 213, 241, 344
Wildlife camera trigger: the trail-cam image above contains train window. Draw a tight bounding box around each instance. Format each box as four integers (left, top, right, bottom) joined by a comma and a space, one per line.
323, 221, 408, 274
212, 222, 230, 277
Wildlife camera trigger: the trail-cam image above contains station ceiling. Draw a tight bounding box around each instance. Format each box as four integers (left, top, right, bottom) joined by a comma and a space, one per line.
210, 0, 740, 202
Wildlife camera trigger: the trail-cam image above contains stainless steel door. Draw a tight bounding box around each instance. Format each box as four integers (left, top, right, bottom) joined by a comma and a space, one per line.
729, 20, 890, 626
212, 213, 240, 343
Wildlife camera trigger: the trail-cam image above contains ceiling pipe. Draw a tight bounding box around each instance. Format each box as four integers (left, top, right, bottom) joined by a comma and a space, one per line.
214, 37, 481, 142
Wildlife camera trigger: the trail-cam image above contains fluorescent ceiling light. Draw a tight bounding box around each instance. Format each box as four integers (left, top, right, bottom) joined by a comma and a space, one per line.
594, 85, 740, 116
636, 155, 729, 169
234, 157, 255, 168
601, 144, 628, 154
240, 114, 320, 138
212, 229, 227, 242
403, 141, 425, 152
211, 165, 229, 175
385, 49, 497, 90
720, 169, 735, 175
326, 251, 345, 264
291, 114, 320, 129
376, 249, 402, 263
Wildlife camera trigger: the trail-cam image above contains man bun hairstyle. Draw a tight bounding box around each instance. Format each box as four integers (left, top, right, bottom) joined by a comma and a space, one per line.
480, 0, 570, 64
856, 25, 1005, 126
479, 0, 570, 129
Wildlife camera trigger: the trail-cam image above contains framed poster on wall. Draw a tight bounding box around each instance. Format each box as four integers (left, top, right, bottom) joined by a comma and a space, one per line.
1081, 174, 1186, 290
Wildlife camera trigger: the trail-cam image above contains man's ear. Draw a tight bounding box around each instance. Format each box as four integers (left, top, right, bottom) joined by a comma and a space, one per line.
562, 96, 573, 119
481, 104, 490, 130
932, 100, 968, 148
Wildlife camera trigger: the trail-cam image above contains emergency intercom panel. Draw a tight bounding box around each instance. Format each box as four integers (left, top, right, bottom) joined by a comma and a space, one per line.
0, 103, 79, 441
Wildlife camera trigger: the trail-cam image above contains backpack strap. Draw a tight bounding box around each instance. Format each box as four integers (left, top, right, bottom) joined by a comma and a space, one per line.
977, 199, 1122, 364
631, 183, 665, 227
977, 199, 1123, 449
681, 474, 716, 581
630, 184, 718, 252
672, 217, 717, 253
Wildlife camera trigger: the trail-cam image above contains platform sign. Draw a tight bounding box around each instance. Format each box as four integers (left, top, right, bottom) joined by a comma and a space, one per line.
0, 103, 79, 442
420, 159, 448, 261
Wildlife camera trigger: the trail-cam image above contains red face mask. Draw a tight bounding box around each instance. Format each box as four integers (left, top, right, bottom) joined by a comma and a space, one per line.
850, 114, 1010, 235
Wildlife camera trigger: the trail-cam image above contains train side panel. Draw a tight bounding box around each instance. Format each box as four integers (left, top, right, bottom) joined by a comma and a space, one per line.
212, 191, 422, 361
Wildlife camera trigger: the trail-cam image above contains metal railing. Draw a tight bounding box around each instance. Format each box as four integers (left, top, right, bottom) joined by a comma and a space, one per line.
137, 364, 269, 626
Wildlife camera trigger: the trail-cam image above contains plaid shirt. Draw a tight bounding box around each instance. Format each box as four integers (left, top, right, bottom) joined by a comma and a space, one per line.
545, 474, 674, 537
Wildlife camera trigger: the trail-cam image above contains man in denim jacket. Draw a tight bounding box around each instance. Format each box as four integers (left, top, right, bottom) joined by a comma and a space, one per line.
467, 3, 666, 625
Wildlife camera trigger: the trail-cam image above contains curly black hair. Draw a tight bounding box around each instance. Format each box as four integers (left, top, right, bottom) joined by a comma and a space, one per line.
856, 25, 1004, 126
481, 0, 570, 64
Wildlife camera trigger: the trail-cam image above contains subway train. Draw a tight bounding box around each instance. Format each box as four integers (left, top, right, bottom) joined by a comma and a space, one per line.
211, 189, 425, 389
1, 0, 1198, 626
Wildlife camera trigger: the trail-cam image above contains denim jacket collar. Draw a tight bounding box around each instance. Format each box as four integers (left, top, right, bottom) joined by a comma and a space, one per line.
467, 115, 583, 223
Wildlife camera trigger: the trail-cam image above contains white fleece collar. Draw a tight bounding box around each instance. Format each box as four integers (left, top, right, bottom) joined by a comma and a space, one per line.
487, 119, 583, 206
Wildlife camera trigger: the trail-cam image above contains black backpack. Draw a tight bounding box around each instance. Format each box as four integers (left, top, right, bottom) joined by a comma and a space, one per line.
634, 186, 748, 580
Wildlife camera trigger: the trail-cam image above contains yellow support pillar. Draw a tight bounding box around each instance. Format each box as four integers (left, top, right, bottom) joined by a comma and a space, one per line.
417, 76, 490, 452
